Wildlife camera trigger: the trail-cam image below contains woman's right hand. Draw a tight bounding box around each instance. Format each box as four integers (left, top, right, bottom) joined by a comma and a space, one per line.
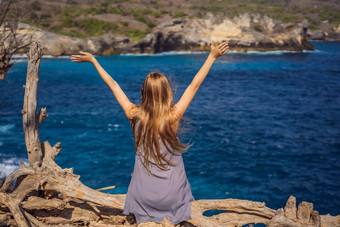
70, 51, 95, 64
210, 41, 229, 59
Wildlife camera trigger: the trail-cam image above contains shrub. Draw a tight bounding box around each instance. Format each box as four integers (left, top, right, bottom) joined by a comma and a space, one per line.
121, 21, 129, 26
173, 11, 186, 18
108, 8, 122, 14
75, 18, 119, 36
31, 1, 42, 11
122, 29, 147, 41
152, 11, 161, 18
62, 6, 82, 18
160, 9, 167, 14
195, 12, 203, 19
305, 16, 320, 29
253, 23, 264, 32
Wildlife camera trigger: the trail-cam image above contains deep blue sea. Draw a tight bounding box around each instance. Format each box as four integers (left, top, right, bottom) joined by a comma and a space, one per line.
1, 41, 339, 216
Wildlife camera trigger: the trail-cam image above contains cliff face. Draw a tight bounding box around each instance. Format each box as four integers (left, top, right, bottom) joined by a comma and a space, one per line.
13, 23, 134, 56
12, 13, 315, 56
307, 22, 340, 40
138, 13, 315, 53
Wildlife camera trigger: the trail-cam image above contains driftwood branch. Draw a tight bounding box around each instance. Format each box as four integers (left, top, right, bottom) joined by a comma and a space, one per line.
0, 42, 339, 227
96, 185, 116, 191
22, 42, 44, 167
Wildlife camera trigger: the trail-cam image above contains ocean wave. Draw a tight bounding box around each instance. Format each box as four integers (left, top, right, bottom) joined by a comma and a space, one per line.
244, 50, 298, 55
42, 55, 71, 59
10, 55, 27, 63
12, 54, 71, 59
9, 59, 27, 63
0, 157, 29, 179
11, 49, 321, 60
11, 54, 27, 59
120, 49, 321, 57
0, 124, 15, 134
236, 49, 321, 55
120, 51, 207, 57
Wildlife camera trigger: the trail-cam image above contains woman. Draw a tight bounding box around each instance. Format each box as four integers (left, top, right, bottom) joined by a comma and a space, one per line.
70, 41, 229, 225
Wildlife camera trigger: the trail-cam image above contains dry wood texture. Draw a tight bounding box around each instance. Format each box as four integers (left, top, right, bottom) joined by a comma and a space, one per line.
0, 42, 339, 227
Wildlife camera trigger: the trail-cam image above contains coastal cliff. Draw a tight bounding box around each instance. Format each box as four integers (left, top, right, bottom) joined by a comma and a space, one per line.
11, 13, 315, 56
138, 13, 314, 53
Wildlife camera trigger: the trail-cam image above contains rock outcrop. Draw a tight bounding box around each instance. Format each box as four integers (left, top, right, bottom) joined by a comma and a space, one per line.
307, 21, 340, 40
12, 23, 136, 56
138, 13, 315, 53
9, 13, 315, 56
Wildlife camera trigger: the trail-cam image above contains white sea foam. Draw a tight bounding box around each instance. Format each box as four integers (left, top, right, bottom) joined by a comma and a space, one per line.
10, 48, 321, 61
245, 50, 298, 55
12, 54, 26, 59
9, 59, 27, 63
12, 54, 71, 59
9, 55, 27, 63
0, 124, 15, 134
239, 49, 321, 55
10, 54, 69, 64
42, 55, 70, 59
120, 49, 321, 56
0, 157, 29, 179
120, 51, 208, 57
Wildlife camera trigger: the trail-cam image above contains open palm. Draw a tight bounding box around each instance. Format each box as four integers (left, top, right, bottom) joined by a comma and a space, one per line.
70, 51, 94, 63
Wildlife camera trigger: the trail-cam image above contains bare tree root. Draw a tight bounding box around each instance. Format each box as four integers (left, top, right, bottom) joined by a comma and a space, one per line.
0, 42, 339, 227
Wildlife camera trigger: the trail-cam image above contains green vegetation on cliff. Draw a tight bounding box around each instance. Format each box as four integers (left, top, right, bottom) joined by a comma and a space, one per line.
14, 0, 340, 41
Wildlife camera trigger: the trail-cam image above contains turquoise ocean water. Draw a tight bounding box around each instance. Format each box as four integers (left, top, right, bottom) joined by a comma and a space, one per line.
0, 41, 339, 216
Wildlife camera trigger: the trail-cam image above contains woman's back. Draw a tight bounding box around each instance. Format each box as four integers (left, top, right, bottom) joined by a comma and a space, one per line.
123, 142, 194, 225
123, 121, 194, 225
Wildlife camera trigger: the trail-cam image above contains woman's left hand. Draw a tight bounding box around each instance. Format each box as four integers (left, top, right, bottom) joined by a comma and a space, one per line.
210, 41, 229, 59
70, 51, 95, 63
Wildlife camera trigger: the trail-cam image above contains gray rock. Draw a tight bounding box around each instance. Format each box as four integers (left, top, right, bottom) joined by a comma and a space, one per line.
11, 23, 137, 56
307, 30, 326, 40
137, 14, 315, 53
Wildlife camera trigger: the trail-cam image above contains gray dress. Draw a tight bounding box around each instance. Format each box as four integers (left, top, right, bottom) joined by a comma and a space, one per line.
123, 130, 194, 225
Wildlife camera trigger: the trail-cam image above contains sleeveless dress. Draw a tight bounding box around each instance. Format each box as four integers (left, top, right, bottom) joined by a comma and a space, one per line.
123, 125, 194, 225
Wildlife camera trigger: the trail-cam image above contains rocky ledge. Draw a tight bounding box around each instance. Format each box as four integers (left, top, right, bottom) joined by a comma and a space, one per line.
12, 13, 316, 56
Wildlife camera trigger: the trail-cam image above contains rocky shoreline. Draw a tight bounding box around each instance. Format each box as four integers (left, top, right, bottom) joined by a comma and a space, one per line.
11, 13, 340, 56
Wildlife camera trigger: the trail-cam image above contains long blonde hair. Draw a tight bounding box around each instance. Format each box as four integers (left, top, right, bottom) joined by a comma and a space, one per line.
131, 71, 190, 173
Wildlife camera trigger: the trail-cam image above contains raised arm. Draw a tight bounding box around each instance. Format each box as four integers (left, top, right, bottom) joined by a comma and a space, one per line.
70, 51, 137, 120
173, 41, 229, 119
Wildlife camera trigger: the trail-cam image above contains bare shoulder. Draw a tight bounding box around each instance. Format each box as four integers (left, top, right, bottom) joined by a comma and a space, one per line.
126, 104, 139, 120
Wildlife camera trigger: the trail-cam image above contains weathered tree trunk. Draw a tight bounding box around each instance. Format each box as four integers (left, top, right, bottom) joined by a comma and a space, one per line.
22, 43, 44, 167
0, 42, 339, 227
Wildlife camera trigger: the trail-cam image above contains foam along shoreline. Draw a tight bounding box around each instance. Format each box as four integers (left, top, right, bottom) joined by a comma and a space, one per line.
0, 157, 29, 179
10, 48, 321, 62
119, 49, 321, 56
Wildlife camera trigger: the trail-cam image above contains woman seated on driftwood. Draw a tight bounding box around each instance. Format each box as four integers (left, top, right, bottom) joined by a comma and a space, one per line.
70, 40, 229, 225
